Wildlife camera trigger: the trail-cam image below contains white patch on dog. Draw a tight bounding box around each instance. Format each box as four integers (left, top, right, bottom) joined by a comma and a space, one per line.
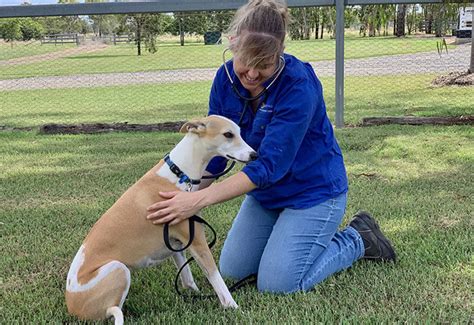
66, 245, 131, 308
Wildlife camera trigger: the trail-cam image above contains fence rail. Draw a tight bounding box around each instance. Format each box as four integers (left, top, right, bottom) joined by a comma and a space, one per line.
40, 33, 80, 46
0, 0, 445, 18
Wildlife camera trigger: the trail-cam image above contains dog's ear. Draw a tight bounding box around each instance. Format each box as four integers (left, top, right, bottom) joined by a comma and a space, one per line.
180, 120, 207, 135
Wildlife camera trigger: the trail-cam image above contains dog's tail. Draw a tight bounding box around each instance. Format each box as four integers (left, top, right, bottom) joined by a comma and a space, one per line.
106, 306, 124, 325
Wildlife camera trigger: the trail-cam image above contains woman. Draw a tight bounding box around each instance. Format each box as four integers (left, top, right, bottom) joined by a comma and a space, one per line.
147, 0, 396, 293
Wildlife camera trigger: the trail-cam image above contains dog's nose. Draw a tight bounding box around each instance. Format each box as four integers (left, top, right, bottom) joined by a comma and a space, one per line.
249, 151, 258, 161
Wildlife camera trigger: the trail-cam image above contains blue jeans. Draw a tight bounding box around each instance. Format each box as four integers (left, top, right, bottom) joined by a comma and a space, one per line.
219, 193, 364, 293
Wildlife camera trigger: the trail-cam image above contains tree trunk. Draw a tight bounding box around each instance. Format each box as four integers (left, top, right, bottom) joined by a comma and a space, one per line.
395, 4, 406, 37
434, 4, 445, 37
179, 17, 184, 46
393, 15, 396, 35
315, 15, 319, 39
425, 10, 433, 34
368, 23, 375, 37
320, 21, 324, 39
136, 20, 142, 56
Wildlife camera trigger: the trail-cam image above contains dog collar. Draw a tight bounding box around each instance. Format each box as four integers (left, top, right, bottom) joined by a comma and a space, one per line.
163, 154, 201, 188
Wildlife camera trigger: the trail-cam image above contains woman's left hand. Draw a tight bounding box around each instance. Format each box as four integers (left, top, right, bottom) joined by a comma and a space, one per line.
146, 191, 204, 226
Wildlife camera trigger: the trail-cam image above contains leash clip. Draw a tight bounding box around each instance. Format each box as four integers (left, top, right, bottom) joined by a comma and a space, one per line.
185, 182, 193, 192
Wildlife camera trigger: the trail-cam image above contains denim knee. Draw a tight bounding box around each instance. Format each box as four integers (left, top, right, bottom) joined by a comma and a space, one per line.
257, 261, 301, 294
219, 254, 241, 280
219, 249, 257, 281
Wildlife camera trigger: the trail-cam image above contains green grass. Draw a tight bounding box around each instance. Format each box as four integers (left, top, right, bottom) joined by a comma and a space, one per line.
1, 74, 472, 128
1, 125, 472, 323
0, 36, 451, 79
0, 41, 75, 60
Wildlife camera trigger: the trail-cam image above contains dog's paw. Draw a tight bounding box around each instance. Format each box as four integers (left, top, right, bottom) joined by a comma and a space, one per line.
183, 281, 199, 292
222, 297, 239, 309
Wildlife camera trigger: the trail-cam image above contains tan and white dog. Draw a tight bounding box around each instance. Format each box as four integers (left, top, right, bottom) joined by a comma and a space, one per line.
65, 115, 257, 324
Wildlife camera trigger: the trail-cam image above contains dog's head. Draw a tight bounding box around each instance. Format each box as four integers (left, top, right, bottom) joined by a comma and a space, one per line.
180, 115, 257, 163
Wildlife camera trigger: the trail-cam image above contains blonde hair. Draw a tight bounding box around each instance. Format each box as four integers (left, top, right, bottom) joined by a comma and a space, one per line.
227, 0, 289, 68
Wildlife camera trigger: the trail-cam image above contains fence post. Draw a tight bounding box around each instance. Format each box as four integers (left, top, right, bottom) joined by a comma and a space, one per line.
335, 0, 345, 128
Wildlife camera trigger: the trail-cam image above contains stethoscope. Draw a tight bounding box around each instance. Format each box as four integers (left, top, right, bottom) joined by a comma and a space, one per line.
222, 48, 286, 103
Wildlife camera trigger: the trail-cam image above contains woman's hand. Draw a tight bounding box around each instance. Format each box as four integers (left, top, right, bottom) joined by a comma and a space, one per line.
147, 191, 205, 226
147, 172, 256, 226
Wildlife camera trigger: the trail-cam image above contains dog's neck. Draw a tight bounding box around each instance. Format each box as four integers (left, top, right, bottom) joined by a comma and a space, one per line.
156, 134, 214, 192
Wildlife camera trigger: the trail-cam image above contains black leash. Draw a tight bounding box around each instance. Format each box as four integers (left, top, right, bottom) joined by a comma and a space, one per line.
201, 161, 236, 180
162, 158, 256, 299
164, 215, 256, 299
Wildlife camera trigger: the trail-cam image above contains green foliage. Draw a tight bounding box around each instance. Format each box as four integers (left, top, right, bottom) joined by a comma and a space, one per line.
287, 3, 465, 39
19, 18, 45, 41
0, 18, 45, 43
89, 14, 120, 37
0, 19, 22, 43
36, 16, 90, 35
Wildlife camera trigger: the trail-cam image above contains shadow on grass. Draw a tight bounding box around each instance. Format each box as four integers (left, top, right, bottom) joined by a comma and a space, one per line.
65, 54, 137, 60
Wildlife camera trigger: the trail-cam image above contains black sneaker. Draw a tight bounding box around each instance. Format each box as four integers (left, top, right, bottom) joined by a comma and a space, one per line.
349, 211, 396, 262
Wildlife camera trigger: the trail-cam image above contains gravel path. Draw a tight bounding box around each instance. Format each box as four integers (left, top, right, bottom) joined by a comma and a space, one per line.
0, 43, 471, 91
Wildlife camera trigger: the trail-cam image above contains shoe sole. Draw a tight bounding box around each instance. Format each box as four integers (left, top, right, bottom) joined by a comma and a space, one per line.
355, 213, 397, 262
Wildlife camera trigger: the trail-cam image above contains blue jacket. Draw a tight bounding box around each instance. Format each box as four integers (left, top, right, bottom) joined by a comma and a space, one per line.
206, 53, 348, 210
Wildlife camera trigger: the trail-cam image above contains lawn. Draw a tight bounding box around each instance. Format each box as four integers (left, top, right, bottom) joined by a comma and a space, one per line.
1, 74, 472, 128
0, 124, 472, 323
0, 41, 75, 60
0, 36, 453, 79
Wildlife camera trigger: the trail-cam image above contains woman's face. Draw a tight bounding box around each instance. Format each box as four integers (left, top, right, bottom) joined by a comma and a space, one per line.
233, 55, 278, 96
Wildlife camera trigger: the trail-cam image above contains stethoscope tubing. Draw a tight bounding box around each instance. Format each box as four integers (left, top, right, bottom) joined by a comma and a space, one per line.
222, 48, 285, 102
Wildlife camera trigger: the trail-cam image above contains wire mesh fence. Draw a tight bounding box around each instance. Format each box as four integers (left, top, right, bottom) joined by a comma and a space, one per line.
0, 4, 472, 130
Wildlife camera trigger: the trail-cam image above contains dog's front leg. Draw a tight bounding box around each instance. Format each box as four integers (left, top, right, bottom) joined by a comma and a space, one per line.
188, 226, 238, 309
172, 251, 199, 291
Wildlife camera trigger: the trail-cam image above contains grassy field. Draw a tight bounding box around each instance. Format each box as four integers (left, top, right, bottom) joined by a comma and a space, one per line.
1, 33, 472, 322
1, 74, 473, 128
1, 124, 472, 323
0, 41, 75, 61
0, 36, 453, 79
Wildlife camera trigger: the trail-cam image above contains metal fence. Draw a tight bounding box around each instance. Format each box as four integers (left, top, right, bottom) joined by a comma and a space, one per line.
0, 0, 472, 130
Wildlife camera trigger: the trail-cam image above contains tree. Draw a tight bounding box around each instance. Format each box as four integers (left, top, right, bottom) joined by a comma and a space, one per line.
205, 10, 234, 33
0, 18, 44, 43
38, 16, 89, 35
0, 19, 22, 46
19, 18, 44, 41
170, 12, 208, 46
395, 4, 407, 37
406, 4, 417, 35
124, 13, 167, 55
89, 15, 120, 37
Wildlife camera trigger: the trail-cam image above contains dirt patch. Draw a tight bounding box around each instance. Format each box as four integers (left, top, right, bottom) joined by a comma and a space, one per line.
361, 116, 474, 126
0, 43, 109, 67
431, 71, 474, 87
39, 121, 185, 134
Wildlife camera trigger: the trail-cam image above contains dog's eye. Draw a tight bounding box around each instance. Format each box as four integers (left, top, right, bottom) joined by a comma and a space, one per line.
223, 132, 234, 139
